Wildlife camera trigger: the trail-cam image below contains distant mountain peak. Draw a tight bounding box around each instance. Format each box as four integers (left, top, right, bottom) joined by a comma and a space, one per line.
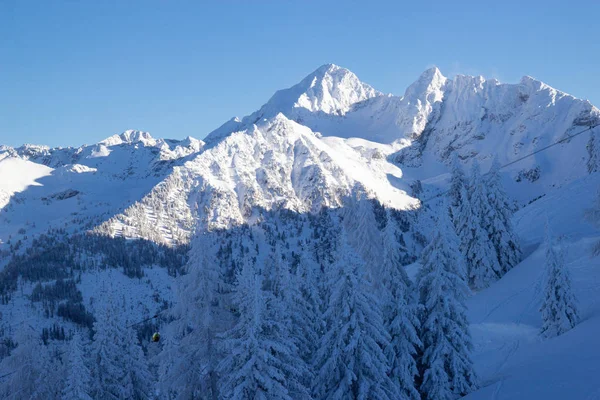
205, 64, 381, 142
403, 66, 447, 102
266, 63, 381, 115
100, 130, 156, 146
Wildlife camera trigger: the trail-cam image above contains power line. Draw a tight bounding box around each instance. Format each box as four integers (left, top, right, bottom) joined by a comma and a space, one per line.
419, 124, 599, 204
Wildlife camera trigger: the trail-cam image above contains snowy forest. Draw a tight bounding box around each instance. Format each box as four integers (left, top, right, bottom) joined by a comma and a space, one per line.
0, 155, 591, 399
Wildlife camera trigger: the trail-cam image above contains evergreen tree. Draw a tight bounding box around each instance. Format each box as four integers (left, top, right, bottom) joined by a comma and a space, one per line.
464, 162, 502, 289
91, 295, 153, 399
91, 297, 133, 400
31, 346, 65, 400
123, 322, 154, 400
448, 153, 468, 226
158, 231, 222, 400
380, 212, 421, 400
587, 131, 600, 173
484, 158, 521, 274
218, 260, 308, 399
540, 224, 580, 338
62, 332, 93, 400
417, 224, 477, 400
294, 250, 322, 369
0, 324, 47, 399
343, 196, 382, 267
314, 232, 398, 400
274, 247, 321, 388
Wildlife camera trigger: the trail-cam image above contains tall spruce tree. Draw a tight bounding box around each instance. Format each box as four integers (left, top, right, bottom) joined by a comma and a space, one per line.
62, 332, 93, 400
0, 324, 45, 399
448, 153, 468, 227
218, 260, 308, 400
417, 219, 477, 400
91, 295, 154, 400
464, 162, 502, 289
540, 224, 580, 338
380, 210, 421, 400
484, 158, 522, 274
588, 131, 600, 173
91, 297, 131, 400
123, 322, 154, 400
313, 231, 398, 400
158, 231, 223, 400
280, 249, 321, 389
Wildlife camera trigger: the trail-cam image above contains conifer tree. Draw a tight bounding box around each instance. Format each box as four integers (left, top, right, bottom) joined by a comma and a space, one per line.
314, 232, 398, 400
540, 224, 580, 338
158, 231, 223, 400
380, 212, 421, 400
62, 332, 93, 400
0, 327, 36, 398
417, 221, 477, 400
91, 298, 133, 400
484, 158, 522, 274
218, 261, 308, 399
587, 131, 600, 173
123, 322, 154, 400
448, 153, 468, 226
464, 162, 502, 289
276, 248, 321, 388
31, 345, 65, 400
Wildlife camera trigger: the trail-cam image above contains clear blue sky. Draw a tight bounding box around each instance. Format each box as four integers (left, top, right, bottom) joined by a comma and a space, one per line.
1, 0, 598, 148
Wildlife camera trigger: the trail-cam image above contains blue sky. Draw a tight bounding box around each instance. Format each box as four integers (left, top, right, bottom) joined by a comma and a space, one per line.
1, 0, 598, 147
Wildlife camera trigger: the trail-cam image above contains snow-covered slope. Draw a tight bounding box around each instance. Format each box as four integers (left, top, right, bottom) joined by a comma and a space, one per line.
98, 114, 418, 244
1, 64, 600, 399
466, 173, 600, 400
0, 154, 53, 210
0, 131, 204, 250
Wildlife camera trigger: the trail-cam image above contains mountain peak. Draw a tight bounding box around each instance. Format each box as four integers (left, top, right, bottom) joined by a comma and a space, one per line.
205, 64, 381, 143
100, 130, 156, 147
263, 63, 381, 116
403, 66, 447, 101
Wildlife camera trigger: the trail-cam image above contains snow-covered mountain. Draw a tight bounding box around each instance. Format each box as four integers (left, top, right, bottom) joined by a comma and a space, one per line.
1, 64, 600, 399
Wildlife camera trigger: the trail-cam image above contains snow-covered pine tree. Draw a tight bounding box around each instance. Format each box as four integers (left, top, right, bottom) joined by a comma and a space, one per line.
540, 223, 580, 338
417, 218, 477, 400
123, 321, 154, 400
267, 243, 319, 388
92, 294, 152, 400
62, 331, 93, 400
313, 230, 399, 400
158, 231, 223, 400
293, 249, 323, 372
587, 130, 600, 173
343, 196, 382, 267
484, 158, 521, 274
31, 344, 65, 400
380, 210, 421, 400
464, 161, 502, 289
448, 152, 468, 226
218, 259, 308, 400
0, 324, 48, 399
91, 297, 133, 400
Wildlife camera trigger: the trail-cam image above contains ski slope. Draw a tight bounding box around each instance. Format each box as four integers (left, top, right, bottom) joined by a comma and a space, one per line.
466, 173, 600, 399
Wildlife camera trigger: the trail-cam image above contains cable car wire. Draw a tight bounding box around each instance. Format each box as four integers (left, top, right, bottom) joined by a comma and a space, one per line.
418, 123, 599, 204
